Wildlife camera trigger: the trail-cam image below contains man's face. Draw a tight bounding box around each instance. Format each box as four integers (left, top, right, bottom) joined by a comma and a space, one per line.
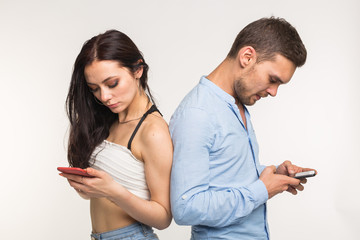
234, 54, 296, 106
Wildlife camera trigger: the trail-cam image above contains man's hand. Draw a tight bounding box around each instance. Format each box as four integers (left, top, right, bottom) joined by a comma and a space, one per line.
276, 160, 314, 176
276, 160, 317, 194
260, 165, 301, 199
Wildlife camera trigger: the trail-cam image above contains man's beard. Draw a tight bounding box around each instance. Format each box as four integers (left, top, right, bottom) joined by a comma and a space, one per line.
234, 78, 254, 106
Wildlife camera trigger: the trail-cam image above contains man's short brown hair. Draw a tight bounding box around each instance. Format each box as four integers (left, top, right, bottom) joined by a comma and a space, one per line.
228, 17, 307, 67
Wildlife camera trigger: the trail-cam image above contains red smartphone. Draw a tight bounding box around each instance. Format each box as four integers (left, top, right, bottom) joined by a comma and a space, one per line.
57, 167, 93, 177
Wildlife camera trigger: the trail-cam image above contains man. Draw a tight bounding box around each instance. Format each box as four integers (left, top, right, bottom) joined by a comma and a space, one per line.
169, 17, 316, 239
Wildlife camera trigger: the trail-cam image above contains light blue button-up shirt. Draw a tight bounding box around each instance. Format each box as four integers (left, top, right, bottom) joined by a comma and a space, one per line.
169, 76, 270, 239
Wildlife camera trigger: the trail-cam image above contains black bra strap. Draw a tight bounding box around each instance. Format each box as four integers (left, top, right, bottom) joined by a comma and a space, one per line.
127, 105, 162, 151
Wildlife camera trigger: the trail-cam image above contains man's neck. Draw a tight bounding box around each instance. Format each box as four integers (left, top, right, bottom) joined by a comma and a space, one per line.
207, 58, 248, 129
207, 58, 238, 98
237, 102, 247, 130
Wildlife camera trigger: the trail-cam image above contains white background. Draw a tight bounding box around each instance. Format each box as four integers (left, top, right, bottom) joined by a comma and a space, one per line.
1, 0, 359, 239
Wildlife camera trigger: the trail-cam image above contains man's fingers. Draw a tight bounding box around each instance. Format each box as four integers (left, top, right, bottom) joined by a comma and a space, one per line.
284, 161, 296, 176
294, 183, 304, 191
268, 165, 277, 173
299, 178, 307, 184
287, 176, 301, 186
287, 186, 298, 195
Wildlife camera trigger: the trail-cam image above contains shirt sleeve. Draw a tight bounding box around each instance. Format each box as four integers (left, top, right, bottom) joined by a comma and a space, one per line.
258, 165, 267, 174
169, 107, 268, 228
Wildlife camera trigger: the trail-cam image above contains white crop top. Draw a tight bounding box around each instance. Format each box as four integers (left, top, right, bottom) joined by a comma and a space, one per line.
89, 140, 150, 200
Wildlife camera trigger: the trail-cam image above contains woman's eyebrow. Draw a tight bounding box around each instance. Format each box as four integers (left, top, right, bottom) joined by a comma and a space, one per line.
87, 76, 117, 85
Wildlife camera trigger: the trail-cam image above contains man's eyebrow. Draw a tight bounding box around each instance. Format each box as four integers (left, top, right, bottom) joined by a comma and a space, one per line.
272, 76, 285, 84
87, 76, 116, 85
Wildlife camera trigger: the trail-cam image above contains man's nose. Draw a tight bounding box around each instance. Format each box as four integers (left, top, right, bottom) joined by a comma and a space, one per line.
267, 85, 279, 97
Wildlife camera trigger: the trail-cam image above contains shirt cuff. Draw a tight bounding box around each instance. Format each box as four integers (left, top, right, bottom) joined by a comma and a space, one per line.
247, 179, 268, 208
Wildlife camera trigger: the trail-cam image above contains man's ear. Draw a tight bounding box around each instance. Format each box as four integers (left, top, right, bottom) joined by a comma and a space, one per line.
237, 46, 257, 68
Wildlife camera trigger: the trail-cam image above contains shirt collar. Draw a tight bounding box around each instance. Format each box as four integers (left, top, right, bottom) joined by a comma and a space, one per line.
199, 75, 251, 119
199, 76, 236, 105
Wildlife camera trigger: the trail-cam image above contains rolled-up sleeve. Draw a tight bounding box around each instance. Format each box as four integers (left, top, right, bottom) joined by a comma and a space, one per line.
169, 107, 268, 228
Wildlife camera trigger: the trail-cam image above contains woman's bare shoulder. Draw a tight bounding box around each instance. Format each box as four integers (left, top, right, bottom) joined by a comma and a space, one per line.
141, 112, 170, 142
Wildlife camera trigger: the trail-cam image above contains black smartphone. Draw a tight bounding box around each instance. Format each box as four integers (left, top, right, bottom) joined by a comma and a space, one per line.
294, 170, 316, 179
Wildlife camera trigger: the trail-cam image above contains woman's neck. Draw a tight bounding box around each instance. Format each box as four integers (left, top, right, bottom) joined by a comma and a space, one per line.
117, 93, 150, 123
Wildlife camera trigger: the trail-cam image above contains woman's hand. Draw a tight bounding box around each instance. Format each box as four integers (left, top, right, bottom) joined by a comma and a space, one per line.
60, 168, 121, 199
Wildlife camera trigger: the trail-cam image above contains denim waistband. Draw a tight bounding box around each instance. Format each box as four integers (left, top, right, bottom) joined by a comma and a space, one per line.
90, 222, 155, 240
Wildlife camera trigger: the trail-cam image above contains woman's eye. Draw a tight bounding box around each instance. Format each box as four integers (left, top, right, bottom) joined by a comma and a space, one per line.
89, 87, 99, 93
108, 80, 118, 88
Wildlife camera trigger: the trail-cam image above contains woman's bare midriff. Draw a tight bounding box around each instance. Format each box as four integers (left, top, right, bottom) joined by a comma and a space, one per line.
90, 198, 137, 233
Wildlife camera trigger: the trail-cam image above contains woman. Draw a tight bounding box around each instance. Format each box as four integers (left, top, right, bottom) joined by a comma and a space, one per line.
61, 30, 173, 239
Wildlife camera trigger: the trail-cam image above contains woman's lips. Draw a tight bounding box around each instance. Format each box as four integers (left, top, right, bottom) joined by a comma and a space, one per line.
107, 102, 120, 108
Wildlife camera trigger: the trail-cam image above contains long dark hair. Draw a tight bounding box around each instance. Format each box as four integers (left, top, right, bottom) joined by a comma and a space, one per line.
66, 30, 154, 168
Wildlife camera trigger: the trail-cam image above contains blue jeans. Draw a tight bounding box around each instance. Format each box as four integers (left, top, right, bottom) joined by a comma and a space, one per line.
90, 222, 159, 240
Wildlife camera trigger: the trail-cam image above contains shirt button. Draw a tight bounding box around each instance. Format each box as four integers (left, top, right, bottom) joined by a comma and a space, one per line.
182, 195, 187, 200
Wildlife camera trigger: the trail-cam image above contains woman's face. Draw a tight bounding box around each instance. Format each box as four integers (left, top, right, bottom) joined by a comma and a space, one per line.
84, 60, 141, 113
